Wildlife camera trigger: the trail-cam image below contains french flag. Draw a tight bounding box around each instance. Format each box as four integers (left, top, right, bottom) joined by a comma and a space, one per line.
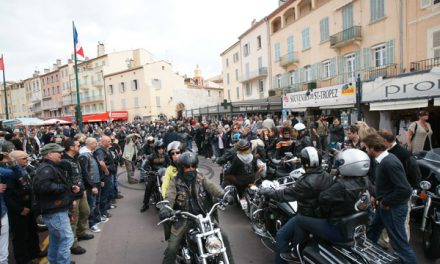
74, 24, 84, 58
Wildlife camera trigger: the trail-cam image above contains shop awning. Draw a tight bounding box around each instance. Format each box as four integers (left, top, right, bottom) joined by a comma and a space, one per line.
434, 98, 440, 106
320, 104, 355, 110
369, 99, 428, 111
83, 112, 109, 123
288, 108, 307, 112
110, 111, 129, 121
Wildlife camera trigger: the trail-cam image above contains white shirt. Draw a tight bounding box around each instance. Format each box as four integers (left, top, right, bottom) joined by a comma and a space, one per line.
375, 150, 389, 164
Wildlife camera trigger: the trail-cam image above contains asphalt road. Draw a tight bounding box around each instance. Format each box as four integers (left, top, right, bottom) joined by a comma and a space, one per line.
24, 156, 439, 264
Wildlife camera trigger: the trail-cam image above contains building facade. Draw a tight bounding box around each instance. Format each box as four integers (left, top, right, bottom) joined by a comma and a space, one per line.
220, 42, 243, 102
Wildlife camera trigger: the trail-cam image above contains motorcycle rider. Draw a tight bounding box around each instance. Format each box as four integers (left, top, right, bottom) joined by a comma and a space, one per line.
285, 148, 370, 261
161, 141, 183, 199
275, 127, 295, 159
293, 123, 312, 157
140, 141, 170, 212
160, 152, 234, 264
138, 136, 155, 183
260, 146, 333, 264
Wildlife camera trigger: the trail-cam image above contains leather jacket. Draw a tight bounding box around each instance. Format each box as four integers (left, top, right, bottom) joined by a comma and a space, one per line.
294, 135, 312, 157
60, 153, 84, 200
318, 176, 368, 219
33, 160, 73, 214
272, 167, 333, 217
165, 172, 224, 236
146, 152, 170, 171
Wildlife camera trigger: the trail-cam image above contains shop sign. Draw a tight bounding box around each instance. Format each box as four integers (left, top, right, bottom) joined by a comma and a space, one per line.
362, 69, 440, 102
282, 84, 356, 109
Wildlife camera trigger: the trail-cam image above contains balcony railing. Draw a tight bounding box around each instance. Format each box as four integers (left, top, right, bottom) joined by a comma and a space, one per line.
330, 26, 362, 48
279, 52, 299, 67
241, 67, 268, 82
41, 102, 62, 111
81, 95, 104, 103
410, 57, 440, 72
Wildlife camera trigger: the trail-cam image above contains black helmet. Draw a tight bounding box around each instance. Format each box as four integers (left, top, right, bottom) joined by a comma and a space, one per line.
154, 140, 165, 149
179, 152, 199, 168
236, 139, 251, 151
300, 147, 322, 169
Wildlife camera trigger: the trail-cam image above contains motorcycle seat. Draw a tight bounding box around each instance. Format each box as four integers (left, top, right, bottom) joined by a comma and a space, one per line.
331, 212, 369, 241
275, 170, 290, 178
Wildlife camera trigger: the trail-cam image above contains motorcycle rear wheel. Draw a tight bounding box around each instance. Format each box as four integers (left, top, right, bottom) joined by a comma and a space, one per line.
423, 218, 440, 259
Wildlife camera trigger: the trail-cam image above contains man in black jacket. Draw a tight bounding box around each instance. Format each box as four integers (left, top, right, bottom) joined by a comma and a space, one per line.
33, 143, 80, 264
260, 147, 333, 264
362, 134, 417, 264
61, 138, 93, 255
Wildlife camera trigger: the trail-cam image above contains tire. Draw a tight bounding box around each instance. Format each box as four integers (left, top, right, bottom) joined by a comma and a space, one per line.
423, 218, 440, 259
250, 204, 266, 236
153, 189, 162, 209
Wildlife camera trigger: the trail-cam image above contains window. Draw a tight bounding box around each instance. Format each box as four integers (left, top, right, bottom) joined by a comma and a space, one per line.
110, 100, 114, 111
302, 28, 310, 50
226, 73, 230, 84
276, 74, 282, 88
134, 97, 139, 107
226, 58, 229, 67
305, 66, 312, 82
274, 42, 281, 62
320, 17, 329, 42
92, 104, 97, 112
432, 30, 440, 58
245, 83, 252, 96
345, 53, 356, 81
322, 61, 331, 78
373, 44, 386, 67
108, 85, 113, 94
233, 52, 239, 62
235, 69, 239, 81
243, 43, 250, 57
119, 82, 125, 93
258, 57, 263, 69
228, 89, 231, 100
162, 66, 165, 70
421, 0, 431, 8
132, 79, 138, 91
257, 36, 262, 49
258, 80, 264, 93
156, 96, 161, 107
121, 98, 126, 109
152, 78, 161, 89
236, 86, 240, 99
289, 71, 295, 85
371, 0, 385, 22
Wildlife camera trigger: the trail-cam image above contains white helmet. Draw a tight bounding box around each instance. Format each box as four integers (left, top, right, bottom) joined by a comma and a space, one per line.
294, 123, 306, 132
336, 149, 370, 177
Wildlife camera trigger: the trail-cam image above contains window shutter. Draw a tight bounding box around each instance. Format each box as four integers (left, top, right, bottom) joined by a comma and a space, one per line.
320, 19, 324, 42
370, 0, 376, 21
295, 70, 300, 84
313, 63, 321, 80
386, 39, 395, 64
287, 36, 294, 54
421, 0, 431, 8
355, 50, 361, 76
338, 56, 344, 83
433, 30, 440, 48
363, 48, 371, 68
330, 57, 336, 77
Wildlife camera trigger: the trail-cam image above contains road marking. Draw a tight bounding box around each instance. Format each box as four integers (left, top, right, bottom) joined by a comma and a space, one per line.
39, 236, 49, 264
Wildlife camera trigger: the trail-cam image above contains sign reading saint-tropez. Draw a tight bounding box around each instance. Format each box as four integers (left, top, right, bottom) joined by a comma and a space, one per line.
362, 68, 440, 102
282, 84, 356, 109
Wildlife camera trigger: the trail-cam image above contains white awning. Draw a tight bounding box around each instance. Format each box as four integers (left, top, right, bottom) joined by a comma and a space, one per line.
286, 108, 307, 112
320, 104, 355, 110
434, 98, 440, 106
369, 99, 428, 111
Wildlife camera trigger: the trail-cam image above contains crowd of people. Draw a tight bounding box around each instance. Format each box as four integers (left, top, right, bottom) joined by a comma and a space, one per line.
0, 109, 435, 264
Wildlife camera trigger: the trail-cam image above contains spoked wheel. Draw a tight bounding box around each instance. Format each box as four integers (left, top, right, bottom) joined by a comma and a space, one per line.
250, 204, 266, 237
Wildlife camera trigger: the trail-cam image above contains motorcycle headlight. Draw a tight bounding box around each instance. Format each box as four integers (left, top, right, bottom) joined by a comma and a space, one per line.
420, 180, 432, 191
436, 185, 440, 197
205, 235, 222, 254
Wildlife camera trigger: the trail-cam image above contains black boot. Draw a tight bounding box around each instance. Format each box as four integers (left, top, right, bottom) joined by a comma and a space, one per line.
140, 204, 149, 212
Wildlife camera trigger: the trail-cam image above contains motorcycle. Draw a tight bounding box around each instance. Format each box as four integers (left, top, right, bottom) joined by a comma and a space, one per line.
156, 188, 233, 264
296, 211, 400, 264
412, 148, 440, 259
249, 173, 299, 251
140, 167, 163, 207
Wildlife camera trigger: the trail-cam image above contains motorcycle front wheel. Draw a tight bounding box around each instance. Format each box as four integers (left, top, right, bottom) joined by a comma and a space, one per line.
423, 218, 440, 259
250, 204, 266, 237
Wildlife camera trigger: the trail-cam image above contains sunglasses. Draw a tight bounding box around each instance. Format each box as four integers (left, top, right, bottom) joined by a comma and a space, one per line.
170, 151, 181, 156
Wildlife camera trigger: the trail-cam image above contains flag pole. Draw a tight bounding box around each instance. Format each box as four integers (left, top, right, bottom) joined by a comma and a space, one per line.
1, 54, 8, 120
72, 21, 83, 132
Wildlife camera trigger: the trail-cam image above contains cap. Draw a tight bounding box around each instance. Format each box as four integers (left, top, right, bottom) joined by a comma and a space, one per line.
40, 143, 65, 156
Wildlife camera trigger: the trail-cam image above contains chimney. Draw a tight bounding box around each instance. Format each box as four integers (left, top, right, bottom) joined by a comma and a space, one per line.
251, 19, 257, 26
56, 59, 62, 66
53, 64, 58, 70
33, 70, 40, 77
97, 42, 105, 56
44, 68, 50, 73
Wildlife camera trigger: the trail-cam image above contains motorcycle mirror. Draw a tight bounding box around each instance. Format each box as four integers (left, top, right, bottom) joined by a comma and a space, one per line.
420, 180, 432, 191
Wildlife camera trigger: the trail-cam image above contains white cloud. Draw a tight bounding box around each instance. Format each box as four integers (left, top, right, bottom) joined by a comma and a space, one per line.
0, 0, 278, 80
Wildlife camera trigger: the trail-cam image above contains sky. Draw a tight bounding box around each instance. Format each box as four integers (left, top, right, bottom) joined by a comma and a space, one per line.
0, 0, 279, 81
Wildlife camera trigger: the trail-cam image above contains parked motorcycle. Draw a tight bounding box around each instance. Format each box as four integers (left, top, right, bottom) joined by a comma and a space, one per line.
296, 211, 400, 264
157, 188, 233, 264
412, 148, 440, 259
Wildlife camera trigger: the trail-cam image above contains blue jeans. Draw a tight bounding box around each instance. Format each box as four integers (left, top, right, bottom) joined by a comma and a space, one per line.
275, 215, 344, 264
109, 173, 117, 200
100, 175, 112, 216
367, 203, 418, 264
42, 211, 74, 264
187, 139, 193, 150
87, 186, 101, 227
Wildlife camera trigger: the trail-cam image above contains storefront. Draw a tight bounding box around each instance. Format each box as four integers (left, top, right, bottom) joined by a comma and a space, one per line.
282, 84, 357, 126
362, 68, 440, 147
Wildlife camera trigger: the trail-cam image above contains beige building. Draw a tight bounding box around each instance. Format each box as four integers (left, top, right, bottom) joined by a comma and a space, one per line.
24, 72, 42, 117
9, 81, 30, 118
220, 42, 243, 102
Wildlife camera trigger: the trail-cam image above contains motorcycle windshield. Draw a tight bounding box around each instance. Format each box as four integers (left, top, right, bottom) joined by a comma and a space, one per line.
425, 148, 440, 163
